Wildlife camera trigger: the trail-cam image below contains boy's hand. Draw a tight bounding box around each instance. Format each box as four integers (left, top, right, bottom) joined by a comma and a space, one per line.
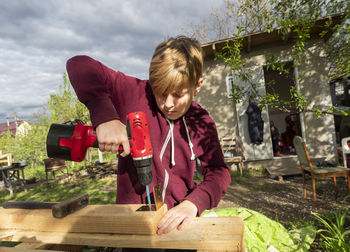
96, 120, 130, 157
157, 200, 197, 235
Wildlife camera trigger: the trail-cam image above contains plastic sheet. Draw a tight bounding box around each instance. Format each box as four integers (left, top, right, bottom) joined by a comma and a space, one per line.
201, 207, 315, 252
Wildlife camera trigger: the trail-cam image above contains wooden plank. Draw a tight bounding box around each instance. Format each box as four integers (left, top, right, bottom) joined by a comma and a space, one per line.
14, 242, 46, 249
0, 232, 14, 241
0, 216, 244, 251
0, 204, 167, 235
0, 247, 62, 252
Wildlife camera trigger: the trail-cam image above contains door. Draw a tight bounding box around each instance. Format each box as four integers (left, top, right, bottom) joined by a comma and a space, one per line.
226, 66, 274, 161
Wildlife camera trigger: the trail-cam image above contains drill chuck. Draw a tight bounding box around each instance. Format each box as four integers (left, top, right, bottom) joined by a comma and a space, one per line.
133, 155, 153, 186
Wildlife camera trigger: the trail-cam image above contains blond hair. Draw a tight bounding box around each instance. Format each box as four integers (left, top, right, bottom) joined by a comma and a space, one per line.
149, 36, 203, 96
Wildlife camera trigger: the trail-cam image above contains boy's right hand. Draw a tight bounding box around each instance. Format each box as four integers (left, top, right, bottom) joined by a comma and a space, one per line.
96, 120, 130, 157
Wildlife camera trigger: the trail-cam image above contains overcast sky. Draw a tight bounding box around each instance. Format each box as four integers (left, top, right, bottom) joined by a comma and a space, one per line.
0, 0, 223, 124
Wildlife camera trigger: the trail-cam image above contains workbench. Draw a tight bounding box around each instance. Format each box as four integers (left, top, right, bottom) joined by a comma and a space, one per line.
0, 162, 26, 195
0, 204, 245, 251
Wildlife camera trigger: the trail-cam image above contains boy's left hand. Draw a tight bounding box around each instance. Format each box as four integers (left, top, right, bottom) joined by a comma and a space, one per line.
157, 200, 197, 235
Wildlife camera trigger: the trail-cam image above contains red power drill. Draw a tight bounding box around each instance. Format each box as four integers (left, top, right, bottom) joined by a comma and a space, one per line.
46, 111, 153, 186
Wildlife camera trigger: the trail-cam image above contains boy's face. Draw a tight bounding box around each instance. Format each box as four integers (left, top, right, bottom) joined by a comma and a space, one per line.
155, 79, 202, 120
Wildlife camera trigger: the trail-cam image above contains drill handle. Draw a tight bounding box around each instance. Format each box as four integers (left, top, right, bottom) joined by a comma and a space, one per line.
93, 138, 99, 148
92, 137, 124, 152
92, 119, 131, 152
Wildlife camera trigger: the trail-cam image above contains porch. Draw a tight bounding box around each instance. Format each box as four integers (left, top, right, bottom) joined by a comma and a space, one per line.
230, 155, 301, 177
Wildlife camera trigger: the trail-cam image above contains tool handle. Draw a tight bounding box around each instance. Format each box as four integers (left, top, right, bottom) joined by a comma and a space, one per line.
92, 138, 124, 152
2, 201, 56, 209
93, 138, 99, 148
52, 193, 89, 218
92, 117, 132, 151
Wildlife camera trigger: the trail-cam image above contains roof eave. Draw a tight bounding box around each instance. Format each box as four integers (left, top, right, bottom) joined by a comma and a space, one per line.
201, 13, 345, 58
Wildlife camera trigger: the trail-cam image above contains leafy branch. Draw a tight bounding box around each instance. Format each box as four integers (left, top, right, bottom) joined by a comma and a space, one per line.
213, 2, 350, 117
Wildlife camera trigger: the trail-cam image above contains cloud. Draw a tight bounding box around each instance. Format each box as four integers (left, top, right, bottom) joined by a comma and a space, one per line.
0, 0, 223, 123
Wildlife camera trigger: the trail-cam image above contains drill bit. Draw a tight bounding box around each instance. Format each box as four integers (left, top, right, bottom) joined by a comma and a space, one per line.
146, 185, 152, 206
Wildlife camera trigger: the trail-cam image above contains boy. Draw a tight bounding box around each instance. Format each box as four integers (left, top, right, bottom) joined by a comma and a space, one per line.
66, 36, 231, 235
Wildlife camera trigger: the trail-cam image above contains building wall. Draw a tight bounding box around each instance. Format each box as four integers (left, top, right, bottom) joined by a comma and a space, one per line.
296, 40, 337, 161
16, 121, 31, 136
196, 38, 338, 162
198, 62, 235, 138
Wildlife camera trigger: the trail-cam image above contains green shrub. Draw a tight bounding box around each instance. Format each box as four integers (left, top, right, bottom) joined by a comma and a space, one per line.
312, 210, 350, 252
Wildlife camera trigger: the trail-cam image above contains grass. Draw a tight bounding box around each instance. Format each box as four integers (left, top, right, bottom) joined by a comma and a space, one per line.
21, 163, 46, 180
0, 176, 116, 205
2, 165, 267, 204
229, 167, 284, 192
230, 166, 266, 185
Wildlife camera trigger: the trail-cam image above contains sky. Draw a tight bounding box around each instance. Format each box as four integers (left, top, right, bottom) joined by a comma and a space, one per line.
0, 0, 223, 124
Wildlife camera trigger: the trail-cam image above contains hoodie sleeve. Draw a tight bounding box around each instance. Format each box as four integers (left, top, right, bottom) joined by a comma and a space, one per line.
184, 111, 231, 215
66, 55, 121, 127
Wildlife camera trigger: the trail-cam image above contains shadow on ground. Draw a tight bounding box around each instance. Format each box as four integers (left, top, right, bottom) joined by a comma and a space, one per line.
218, 173, 349, 227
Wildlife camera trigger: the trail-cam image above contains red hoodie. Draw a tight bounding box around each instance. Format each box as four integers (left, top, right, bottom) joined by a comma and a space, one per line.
66, 55, 231, 215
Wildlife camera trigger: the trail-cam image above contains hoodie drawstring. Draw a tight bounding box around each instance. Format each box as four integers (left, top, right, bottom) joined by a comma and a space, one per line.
182, 117, 195, 161
160, 119, 175, 166
159, 117, 196, 165
159, 117, 196, 202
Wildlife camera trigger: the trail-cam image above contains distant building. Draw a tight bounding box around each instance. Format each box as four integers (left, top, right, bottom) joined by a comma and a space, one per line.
0, 120, 31, 137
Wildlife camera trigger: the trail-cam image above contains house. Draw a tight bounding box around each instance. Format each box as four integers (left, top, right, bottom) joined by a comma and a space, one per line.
0, 120, 31, 137
196, 14, 344, 175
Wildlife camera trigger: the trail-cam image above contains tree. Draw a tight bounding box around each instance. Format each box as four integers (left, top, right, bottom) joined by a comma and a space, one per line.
0, 121, 47, 170
48, 73, 90, 125
0, 74, 90, 171
267, 0, 350, 80
186, 0, 269, 43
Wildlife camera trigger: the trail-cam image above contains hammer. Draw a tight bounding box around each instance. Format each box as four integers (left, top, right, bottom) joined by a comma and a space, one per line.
2, 193, 89, 218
